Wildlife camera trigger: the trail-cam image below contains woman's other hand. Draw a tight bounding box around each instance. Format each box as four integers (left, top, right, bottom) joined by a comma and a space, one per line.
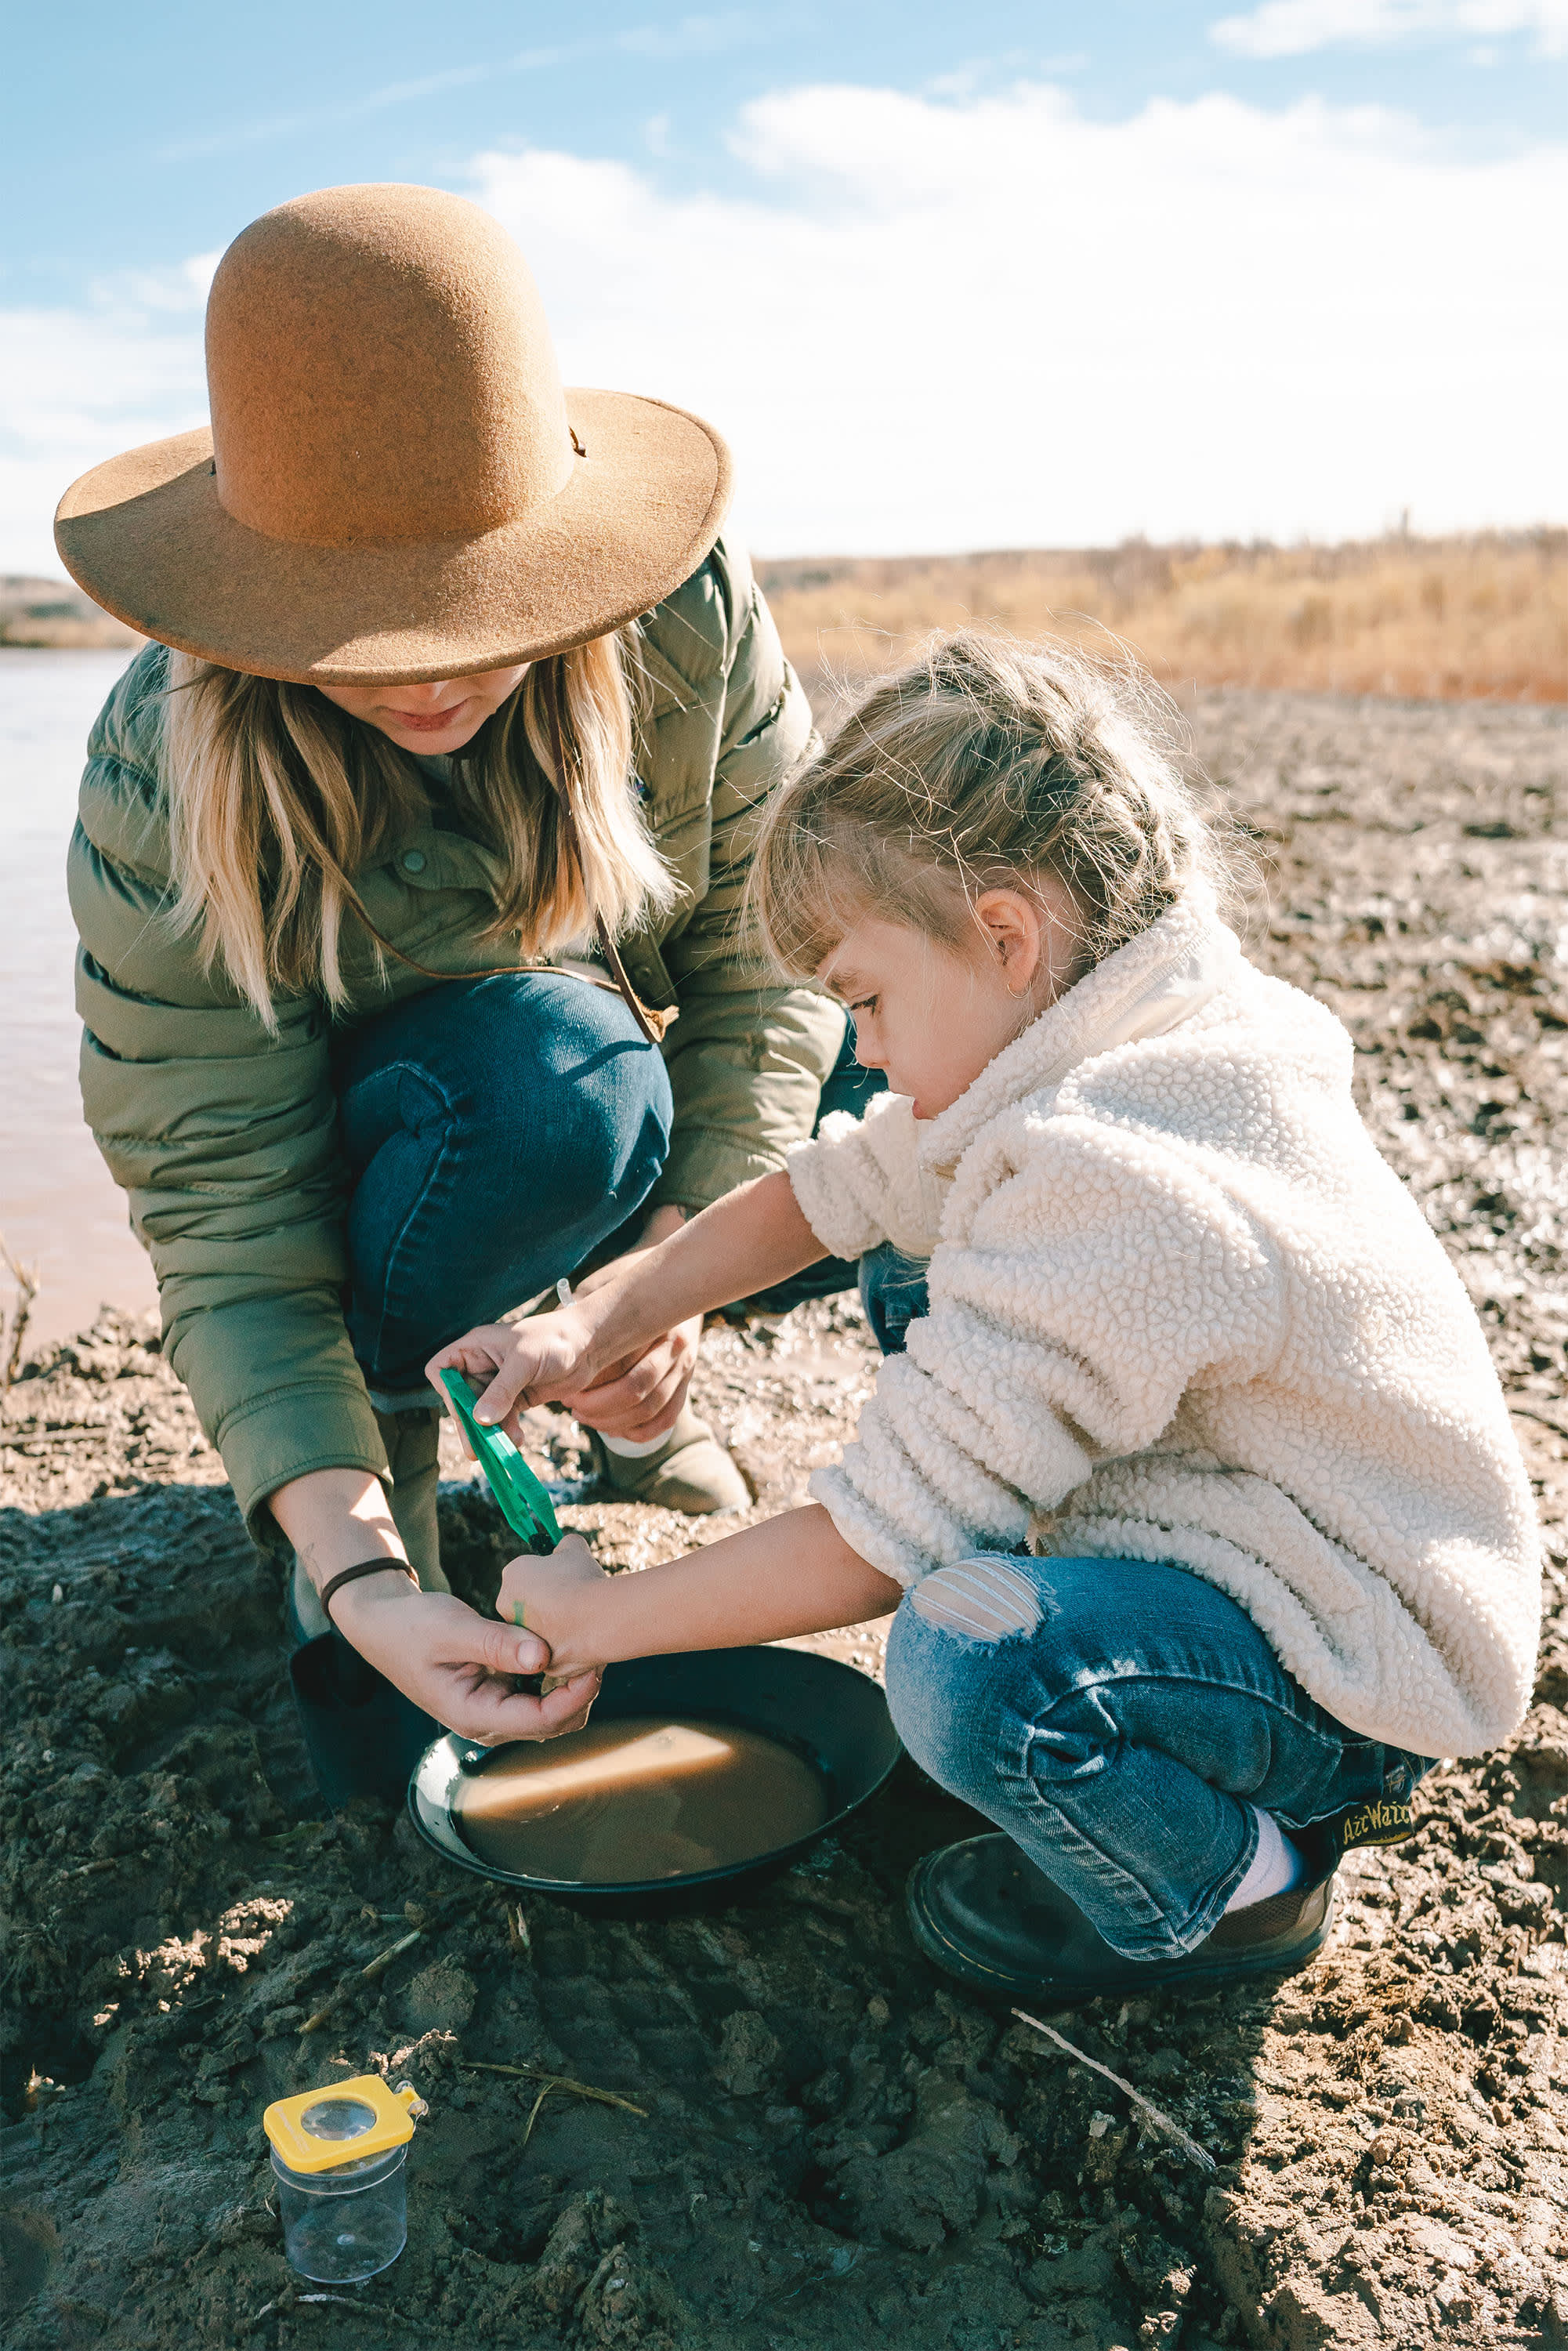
497, 1532, 613, 1681
558, 1313, 703, 1443
558, 1201, 701, 1444
429, 1204, 704, 1449
332, 1573, 601, 1744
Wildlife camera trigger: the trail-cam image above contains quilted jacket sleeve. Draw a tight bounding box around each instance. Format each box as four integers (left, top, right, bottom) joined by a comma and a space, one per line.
809, 1108, 1284, 1585
69, 650, 387, 1541
67, 558, 844, 1541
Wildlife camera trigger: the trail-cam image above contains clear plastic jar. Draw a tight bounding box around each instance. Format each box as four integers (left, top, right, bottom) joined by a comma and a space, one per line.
271, 2137, 408, 2283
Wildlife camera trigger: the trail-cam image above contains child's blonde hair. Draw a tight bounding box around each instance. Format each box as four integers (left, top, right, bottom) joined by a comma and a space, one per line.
750, 631, 1222, 979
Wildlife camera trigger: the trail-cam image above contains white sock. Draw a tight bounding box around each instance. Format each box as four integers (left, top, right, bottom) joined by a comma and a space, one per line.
1225, 1805, 1306, 1912
598, 1428, 674, 1459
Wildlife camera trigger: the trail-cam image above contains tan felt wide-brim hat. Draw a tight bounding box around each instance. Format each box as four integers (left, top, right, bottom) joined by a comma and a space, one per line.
53, 184, 733, 686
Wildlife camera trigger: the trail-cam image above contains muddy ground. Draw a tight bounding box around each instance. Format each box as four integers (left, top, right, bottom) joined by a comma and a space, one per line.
4, 686, 1568, 2351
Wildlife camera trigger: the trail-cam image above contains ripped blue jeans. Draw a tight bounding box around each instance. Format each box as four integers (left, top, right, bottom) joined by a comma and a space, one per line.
865, 1248, 1432, 1962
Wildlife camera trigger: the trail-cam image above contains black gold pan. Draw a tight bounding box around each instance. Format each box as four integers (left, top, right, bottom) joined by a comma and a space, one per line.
406, 1646, 901, 1915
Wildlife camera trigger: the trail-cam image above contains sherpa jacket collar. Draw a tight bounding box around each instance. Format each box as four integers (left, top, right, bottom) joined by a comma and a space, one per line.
917, 893, 1242, 1179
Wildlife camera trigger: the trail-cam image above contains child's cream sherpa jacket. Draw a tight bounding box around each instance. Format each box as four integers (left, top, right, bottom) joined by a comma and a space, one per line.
788, 895, 1540, 1760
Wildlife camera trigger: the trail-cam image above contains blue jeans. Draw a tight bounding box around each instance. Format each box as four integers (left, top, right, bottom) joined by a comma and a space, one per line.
859, 1244, 930, 1355
885, 1556, 1432, 1960
860, 1251, 1431, 1961
332, 972, 672, 1395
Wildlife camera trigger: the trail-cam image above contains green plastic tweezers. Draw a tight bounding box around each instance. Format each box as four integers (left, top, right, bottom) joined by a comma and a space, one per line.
440, 1369, 563, 1556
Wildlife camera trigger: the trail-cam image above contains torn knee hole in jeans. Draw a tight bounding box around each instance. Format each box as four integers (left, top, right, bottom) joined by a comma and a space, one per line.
910, 1559, 1041, 1641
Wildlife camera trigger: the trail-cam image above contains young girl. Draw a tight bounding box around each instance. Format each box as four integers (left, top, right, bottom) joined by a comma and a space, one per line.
429, 633, 1540, 2001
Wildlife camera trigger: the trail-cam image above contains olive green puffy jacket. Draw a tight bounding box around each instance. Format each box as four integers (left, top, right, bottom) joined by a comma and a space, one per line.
69, 539, 843, 1538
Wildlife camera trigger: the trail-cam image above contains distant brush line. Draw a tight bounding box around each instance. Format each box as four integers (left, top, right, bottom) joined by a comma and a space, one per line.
762, 530, 1568, 708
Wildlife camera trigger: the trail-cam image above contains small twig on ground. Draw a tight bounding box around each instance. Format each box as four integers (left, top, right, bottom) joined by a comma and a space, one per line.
1012, 2007, 1217, 2174
248, 2289, 454, 2335
0, 1431, 105, 1450
458, 2058, 647, 2119
360, 1925, 422, 1981
506, 1902, 531, 1957
0, 1235, 40, 1391
299, 1926, 423, 2034
779, 1879, 860, 1920
523, 2081, 555, 2145
1512, 1404, 1568, 1441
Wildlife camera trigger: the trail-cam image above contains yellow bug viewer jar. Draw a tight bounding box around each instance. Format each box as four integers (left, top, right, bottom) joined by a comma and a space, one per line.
263, 2075, 425, 2283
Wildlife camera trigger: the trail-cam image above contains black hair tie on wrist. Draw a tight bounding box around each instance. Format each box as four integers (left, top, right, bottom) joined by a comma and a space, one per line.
320, 1558, 419, 1624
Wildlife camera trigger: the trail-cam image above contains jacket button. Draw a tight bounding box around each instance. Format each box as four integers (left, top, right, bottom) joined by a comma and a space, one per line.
402, 849, 425, 874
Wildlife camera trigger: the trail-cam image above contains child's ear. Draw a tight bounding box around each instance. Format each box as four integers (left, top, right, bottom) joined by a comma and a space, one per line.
975, 888, 1044, 995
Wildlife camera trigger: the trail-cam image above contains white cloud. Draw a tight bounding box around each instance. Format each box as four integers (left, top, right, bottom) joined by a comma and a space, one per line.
4, 79, 1565, 574
1211, 2, 1568, 60
88, 252, 220, 314
471, 81, 1568, 553
0, 288, 207, 575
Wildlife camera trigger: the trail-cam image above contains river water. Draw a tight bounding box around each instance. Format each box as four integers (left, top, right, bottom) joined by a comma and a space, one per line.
0, 649, 159, 1343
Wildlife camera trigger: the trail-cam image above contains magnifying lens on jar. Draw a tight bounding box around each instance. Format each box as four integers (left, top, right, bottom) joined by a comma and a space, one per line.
263, 2075, 426, 2284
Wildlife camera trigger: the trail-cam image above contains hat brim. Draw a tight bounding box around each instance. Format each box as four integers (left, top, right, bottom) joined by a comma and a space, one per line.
53, 389, 731, 686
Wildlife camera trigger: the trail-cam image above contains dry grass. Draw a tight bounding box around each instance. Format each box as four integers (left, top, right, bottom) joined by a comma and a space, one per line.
0, 575, 139, 650
10, 539, 1566, 697
762, 530, 1568, 708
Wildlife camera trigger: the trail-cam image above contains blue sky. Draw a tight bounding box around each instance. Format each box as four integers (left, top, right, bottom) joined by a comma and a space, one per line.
5, 2, 1565, 571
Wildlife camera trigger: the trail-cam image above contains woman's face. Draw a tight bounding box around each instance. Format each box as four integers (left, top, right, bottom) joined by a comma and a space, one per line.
317, 665, 527, 755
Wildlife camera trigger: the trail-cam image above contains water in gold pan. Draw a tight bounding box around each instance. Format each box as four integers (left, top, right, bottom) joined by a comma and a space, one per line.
453, 1715, 827, 1884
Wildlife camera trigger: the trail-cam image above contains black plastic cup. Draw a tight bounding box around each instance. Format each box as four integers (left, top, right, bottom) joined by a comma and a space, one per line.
290, 1632, 442, 1811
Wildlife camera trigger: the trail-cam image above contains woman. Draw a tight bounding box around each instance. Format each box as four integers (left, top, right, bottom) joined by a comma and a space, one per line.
56, 182, 843, 1746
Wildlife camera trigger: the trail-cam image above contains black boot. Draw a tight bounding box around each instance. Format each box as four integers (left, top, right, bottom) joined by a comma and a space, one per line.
289, 1633, 441, 1811
906, 1832, 1337, 2005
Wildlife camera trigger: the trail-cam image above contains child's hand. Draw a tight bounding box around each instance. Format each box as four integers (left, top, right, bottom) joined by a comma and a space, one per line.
497, 1533, 614, 1679
427, 1309, 596, 1445
329, 1576, 602, 1745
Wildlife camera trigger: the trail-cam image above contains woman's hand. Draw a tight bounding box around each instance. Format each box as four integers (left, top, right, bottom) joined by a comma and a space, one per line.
427, 1204, 704, 1447
427, 1305, 599, 1442
332, 1572, 602, 1744
429, 1306, 701, 1450
545, 1203, 704, 1443
497, 1533, 615, 1681
558, 1313, 703, 1443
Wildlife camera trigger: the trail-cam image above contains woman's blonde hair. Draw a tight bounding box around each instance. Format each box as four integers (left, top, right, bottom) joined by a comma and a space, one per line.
160, 633, 675, 1023
749, 631, 1224, 980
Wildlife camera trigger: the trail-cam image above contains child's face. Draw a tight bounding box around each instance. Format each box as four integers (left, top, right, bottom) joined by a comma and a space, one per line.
817, 883, 1081, 1120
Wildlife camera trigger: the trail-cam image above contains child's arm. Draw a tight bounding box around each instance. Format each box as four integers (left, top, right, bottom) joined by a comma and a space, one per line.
426, 1170, 825, 1436
497, 1505, 903, 1675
